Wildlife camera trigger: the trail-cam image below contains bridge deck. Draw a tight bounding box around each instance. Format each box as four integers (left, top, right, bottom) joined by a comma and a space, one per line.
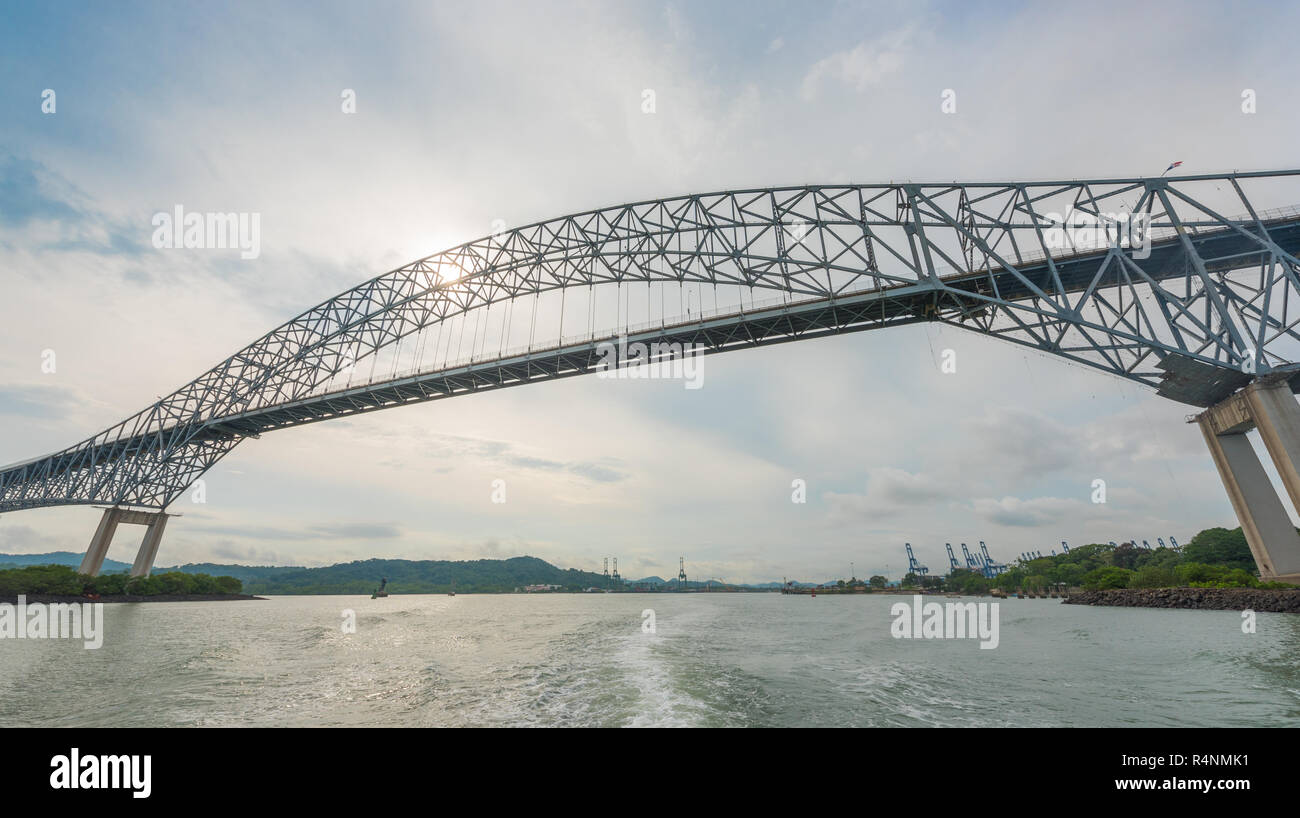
6, 213, 1300, 497
198, 213, 1300, 435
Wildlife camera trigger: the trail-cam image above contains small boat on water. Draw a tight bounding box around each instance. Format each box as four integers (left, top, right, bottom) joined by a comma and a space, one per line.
371, 577, 389, 599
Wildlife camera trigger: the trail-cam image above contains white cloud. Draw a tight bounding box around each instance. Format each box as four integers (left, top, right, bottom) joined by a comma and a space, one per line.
971, 495, 1082, 527
800, 26, 914, 100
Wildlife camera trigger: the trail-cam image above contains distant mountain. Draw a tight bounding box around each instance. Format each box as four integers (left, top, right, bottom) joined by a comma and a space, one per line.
163, 563, 309, 583
0, 552, 810, 593
0, 551, 132, 572
194, 555, 610, 595
0, 552, 604, 593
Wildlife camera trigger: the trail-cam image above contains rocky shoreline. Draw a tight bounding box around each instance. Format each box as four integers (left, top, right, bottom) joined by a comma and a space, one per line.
0, 593, 263, 604
1064, 587, 1300, 613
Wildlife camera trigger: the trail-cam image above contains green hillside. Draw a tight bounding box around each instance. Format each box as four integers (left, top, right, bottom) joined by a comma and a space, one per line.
224, 556, 609, 594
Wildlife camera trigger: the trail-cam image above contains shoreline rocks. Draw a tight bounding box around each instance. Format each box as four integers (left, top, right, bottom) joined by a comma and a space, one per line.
1064, 587, 1300, 613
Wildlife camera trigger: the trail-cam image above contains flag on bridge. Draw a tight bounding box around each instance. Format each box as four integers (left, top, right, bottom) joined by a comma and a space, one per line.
1163, 160, 1184, 174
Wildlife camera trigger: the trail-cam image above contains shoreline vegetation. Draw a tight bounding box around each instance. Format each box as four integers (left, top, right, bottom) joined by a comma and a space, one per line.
0, 526, 1293, 607
895, 527, 1295, 599
0, 564, 245, 601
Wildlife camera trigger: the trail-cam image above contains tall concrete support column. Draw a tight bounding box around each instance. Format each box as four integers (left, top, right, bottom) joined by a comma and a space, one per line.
129, 513, 169, 578
77, 507, 175, 578
1197, 375, 1300, 582
1197, 424, 1300, 580
1243, 379, 1300, 519
79, 507, 124, 576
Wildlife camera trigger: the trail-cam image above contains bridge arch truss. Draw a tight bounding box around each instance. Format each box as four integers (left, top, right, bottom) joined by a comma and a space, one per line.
5, 170, 1300, 515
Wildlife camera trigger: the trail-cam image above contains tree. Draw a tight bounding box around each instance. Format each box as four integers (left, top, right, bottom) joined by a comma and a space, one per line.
1108, 542, 1142, 570
0, 565, 243, 597
945, 568, 991, 595
1131, 563, 1178, 588
1083, 566, 1133, 590
993, 566, 1026, 592
869, 575, 887, 589
1182, 527, 1255, 571
1054, 562, 1085, 588
1134, 546, 1181, 570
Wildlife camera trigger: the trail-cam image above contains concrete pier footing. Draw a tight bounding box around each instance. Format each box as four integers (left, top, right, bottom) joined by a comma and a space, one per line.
1196, 375, 1300, 583
78, 507, 173, 578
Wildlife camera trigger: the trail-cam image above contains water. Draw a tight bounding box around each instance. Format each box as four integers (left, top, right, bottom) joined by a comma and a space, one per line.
2, 594, 1299, 727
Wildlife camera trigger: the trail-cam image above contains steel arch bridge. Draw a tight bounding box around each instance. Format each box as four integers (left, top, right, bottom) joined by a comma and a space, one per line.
6, 170, 1300, 523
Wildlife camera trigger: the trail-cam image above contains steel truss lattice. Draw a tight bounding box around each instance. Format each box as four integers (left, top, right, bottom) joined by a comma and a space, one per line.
5, 170, 1300, 512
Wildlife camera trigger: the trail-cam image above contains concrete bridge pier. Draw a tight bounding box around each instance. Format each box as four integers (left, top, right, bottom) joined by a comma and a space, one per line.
77, 507, 173, 578
1196, 375, 1300, 583
78, 507, 124, 575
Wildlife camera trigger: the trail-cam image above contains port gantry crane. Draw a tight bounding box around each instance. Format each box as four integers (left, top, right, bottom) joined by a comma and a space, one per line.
905, 543, 929, 577
946, 543, 961, 574
978, 541, 1006, 578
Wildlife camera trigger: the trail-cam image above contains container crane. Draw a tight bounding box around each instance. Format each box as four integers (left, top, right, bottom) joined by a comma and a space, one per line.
905, 543, 929, 577
979, 541, 1005, 577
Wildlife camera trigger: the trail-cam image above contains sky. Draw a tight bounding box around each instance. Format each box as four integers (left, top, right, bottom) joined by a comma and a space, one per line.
2, 0, 1300, 583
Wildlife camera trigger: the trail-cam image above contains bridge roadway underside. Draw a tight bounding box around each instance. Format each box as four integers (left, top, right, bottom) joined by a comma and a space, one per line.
198, 215, 1300, 439
14, 216, 1300, 482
